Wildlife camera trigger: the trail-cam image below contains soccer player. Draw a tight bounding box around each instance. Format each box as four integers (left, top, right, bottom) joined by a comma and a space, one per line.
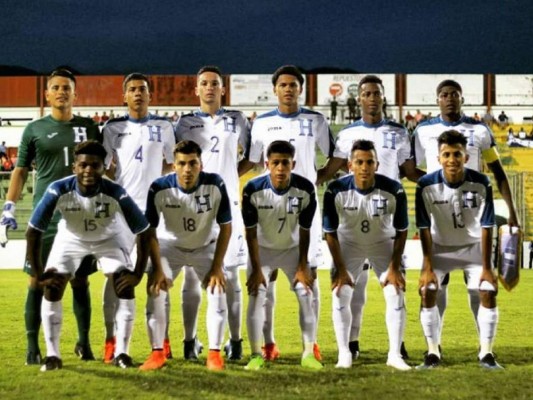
244, 65, 334, 361
102, 72, 175, 363
25, 141, 158, 371
416, 130, 501, 369
324, 139, 410, 370
412, 79, 519, 353
317, 74, 422, 360
0, 68, 100, 364
242, 140, 322, 371
140, 140, 231, 371
175, 66, 250, 361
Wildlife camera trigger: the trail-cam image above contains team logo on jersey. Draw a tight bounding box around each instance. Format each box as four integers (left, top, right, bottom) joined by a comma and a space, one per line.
223, 116, 237, 133
457, 128, 476, 147
94, 202, 111, 219
147, 125, 162, 142
287, 196, 304, 214
195, 195, 212, 213
461, 191, 479, 209
298, 119, 313, 137
381, 131, 397, 150
73, 127, 88, 143
371, 195, 389, 216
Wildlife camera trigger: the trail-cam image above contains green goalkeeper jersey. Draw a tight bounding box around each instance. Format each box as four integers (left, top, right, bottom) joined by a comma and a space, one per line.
16, 115, 101, 207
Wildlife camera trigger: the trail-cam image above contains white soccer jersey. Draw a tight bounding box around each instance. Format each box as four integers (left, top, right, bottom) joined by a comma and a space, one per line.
175, 108, 251, 202
323, 174, 408, 246
413, 115, 497, 173
29, 176, 149, 241
249, 107, 334, 184
333, 119, 411, 182
242, 173, 316, 250
103, 114, 175, 211
146, 171, 232, 249
416, 169, 495, 246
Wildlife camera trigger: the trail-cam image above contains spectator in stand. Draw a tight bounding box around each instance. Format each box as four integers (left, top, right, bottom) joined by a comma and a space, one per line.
473, 113, 481, 121
171, 111, 179, 123
109, 110, 115, 119
415, 109, 425, 125
0, 141, 7, 158
518, 127, 527, 139
405, 111, 416, 133
498, 111, 509, 129
92, 112, 101, 124
347, 94, 357, 122
330, 96, 338, 125
100, 111, 110, 125
482, 110, 495, 128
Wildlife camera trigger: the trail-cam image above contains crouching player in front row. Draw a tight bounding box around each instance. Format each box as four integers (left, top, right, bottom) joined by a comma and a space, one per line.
140, 140, 231, 371
242, 140, 322, 371
323, 139, 411, 370
416, 130, 502, 369
25, 140, 162, 371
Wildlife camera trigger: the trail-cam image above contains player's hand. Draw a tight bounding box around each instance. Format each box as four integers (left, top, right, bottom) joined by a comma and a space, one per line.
293, 267, 313, 292
331, 268, 353, 295
480, 268, 498, 290
418, 269, 438, 293
148, 270, 170, 296
203, 268, 226, 294
382, 268, 406, 293
115, 271, 142, 294
39, 269, 68, 290
246, 269, 266, 296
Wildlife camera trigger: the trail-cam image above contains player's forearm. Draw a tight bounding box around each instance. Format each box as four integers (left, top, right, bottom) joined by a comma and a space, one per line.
419, 228, 433, 271
325, 231, 348, 273
390, 230, 408, 270
6, 167, 28, 203
316, 157, 346, 185
245, 227, 262, 272
162, 162, 173, 175
297, 227, 310, 269
135, 229, 154, 277
212, 223, 231, 272
238, 159, 256, 177
25, 227, 43, 277
489, 161, 519, 223
481, 227, 493, 271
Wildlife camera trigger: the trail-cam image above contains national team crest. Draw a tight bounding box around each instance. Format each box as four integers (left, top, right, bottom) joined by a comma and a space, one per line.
73, 127, 88, 143
371, 195, 388, 216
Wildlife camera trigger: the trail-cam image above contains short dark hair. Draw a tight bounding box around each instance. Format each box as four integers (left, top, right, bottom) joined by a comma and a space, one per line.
272, 65, 304, 86
174, 140, 202, 157
351, 139, 376, 154
47, 68, 76, 87
358, 75, 384, 94
436, 80, 462, 96
74, 140, 107, 161
266, 140, 295, 158
123, 72, 151, 92
197, 65, 223, 81
437, 129, 467, 149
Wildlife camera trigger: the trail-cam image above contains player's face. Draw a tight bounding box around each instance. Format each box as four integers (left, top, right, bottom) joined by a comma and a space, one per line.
174, 152, 202, 190
123, 79, 151, 115
358, 82, 384, 119
73, 154, 105, 193
437, 85, 463, 117
196, 72, 225, 106
266, 152, 295, 190
274, 74, 302, 110
45, 76, 77, 111
438, 143, 469, 183
349, 149, 378, 189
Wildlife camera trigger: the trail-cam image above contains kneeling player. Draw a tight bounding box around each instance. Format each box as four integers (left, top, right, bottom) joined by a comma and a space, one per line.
323, 140, 411, 370
25, 141, 157, 371
243, 140, 322, 371
140, 140, 231, 371
416, 130, 502, 369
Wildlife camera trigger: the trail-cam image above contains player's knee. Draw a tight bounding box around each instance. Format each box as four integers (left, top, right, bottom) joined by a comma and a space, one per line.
419, 284, 438, 307
479, 283, 497, 308
333, 285, 353, 307
42, 271, 68, 302
269, 268, 279, 282
113, 270, 135, 300
70, 274, 89, 289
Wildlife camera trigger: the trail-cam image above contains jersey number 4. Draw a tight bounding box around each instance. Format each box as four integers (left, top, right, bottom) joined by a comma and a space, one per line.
135, 146, 143, 162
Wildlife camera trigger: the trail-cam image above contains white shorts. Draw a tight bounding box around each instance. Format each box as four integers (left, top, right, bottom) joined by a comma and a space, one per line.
336, 239, 395, 284
223, 201, 248, 268
46, 231, 133, 277
431, 242, 483, 290
151, 239, 217, 283
247, 246, 305, 291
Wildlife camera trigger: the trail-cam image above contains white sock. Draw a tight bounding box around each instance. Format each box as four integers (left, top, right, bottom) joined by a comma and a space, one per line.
311, 273, 320, 340
146, 290, 167, 350
436, 285, 447, 345
383, 284, 405, 358
294, 281, 316, 355
102, 277, 117, 340
350, 269, 368, 341
247, 284, 267, 355
332, 284, 353, 356
224, 267, 242, 341
181, 267, 202, 341
477, 305, 498, 358
115, 298, 135, 356
420, 306, 440, 357
41, 299, 62, 358
206, 286, 227, 350
164, 288, 171, 340
468, 289, 481, 333
263, 280, 276, 344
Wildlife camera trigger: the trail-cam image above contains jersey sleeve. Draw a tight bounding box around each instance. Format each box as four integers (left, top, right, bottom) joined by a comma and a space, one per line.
117, 188, 150, 234
163, 123, 176, 164
480, 180, 495, 227
248, 123, 264, 164
238, 114, 252, 160
241, 184, 258, 228
145, 183, 160, 228
28, 183, 60, 231
16, 124, 35, 168
298, 187, 317, 230
322, 184, 339, 232
216, 179, 232, 225
332, 130, 350, 160
415, 183, 431, 229
396, 128, 412, 166
393, 186, 409, 231
102, 125, 115, 168
316, 116, 335, 158
412, 128, 425, 167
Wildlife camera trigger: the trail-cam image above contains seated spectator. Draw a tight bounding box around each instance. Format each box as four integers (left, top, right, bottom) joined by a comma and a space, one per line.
518, 127, 527, 139
507, 127, 515, 140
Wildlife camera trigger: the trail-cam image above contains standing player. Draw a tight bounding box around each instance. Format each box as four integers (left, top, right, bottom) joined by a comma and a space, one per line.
318, 74, 422, 360
139, 140, 231, 371
412, 79, 519, 353
0, 68, 100, 364
243, 65, 334, 361
243, 140, 322, 371
416, 130, 502, 369
175, 66, 250, 360
102, 72, 175, 363
26, 141, 158, 371
324, 140, 410, 370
